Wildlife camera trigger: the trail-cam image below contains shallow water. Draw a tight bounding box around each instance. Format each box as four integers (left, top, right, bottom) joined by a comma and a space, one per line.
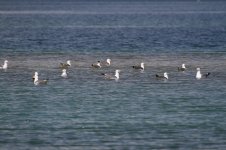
0, 1, 226, 149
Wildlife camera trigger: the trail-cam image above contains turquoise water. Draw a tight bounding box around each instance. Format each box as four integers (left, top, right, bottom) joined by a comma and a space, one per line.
0, 1, 226, 149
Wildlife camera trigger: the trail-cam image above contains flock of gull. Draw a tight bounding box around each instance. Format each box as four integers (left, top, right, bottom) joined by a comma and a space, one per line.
0, 59, 211, 85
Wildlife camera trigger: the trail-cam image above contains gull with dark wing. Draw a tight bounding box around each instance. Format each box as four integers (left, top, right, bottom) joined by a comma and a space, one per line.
60, 60, 71, 69
156, 72, 168, 80
102, 69, 120, 80
33, 72, 48, 85
178, 63, 186, 72
132, 62, 144, 70
101, 58, 111, 66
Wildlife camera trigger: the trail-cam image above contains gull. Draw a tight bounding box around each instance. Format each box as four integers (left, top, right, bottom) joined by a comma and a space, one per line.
33, 72, 48, 85
61, 69, 67, 78
132, 62, 144, 70
156, 72, 168, 80
0, 60, 8, 69
102, 69, 120, 80
92, 61, 101, 68
178, 63, 186, 71
60, 60, 71, 69
196, 68, 210, 79
102, 58, 111, 66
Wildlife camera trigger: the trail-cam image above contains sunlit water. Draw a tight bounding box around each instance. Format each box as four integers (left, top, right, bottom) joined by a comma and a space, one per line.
0, 1, 226, 149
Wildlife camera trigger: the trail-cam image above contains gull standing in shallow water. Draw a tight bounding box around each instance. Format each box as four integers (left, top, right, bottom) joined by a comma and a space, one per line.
61, 69, 68, 78
102, 70, 120, 80
132, 62, 144, 70
156, 72, 168, 80
33, 72, 48, 85
178, 63, 186, 71
60, 60, 71, 69
196, 68, 210, 79
92, 61, 101, 68
0, 60, 8, 69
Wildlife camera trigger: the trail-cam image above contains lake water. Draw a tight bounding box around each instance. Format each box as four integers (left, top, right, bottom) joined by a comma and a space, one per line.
0, 1, 226, 149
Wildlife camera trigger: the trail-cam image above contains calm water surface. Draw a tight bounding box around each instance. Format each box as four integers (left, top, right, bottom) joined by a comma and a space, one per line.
0, 1, 226, 149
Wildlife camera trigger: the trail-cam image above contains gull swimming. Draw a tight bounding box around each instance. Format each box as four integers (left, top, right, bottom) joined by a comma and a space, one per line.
60, 60, 71, 69
101, 58, 111, 66
156, 72, 168, 80
196, 68, 210, 79
102, 69, 120, 80
33, 72, 48, 85
132, 62, 144, 70
0, 60, 8, 69
178, 63, 186, 71
92, 61, 101, 68
61, 69, 67, 78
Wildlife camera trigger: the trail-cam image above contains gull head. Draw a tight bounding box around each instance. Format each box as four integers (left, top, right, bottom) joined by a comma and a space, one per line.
67, 60, 71, 66
2, 60, 8, 69
106, 58, 111, 65
61, 69, 67, 77
97, 61, 101, 67
115, 69, 121, 79
34, 72, 39, 83
34, 72, 39, 76
115, 69, 121, 73
196, 68, 202, 79
164, 72, 168, 79
141, 62, 144, 69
